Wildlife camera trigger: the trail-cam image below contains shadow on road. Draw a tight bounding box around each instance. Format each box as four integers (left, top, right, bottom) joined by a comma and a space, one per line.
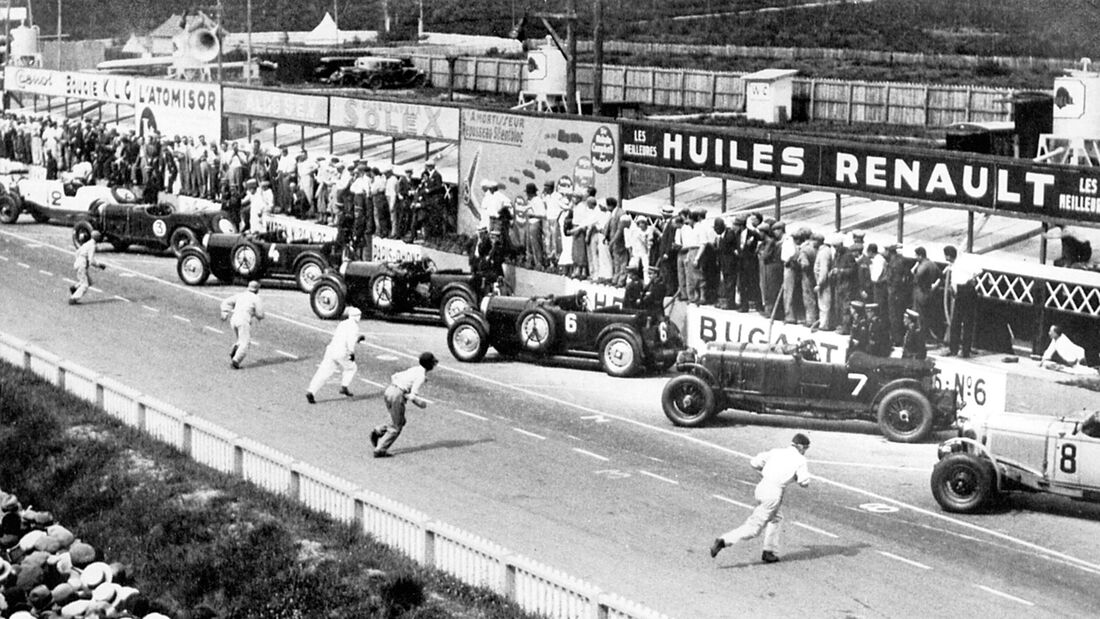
72, 297, 124, 306
720, 542, 870, 569
703, 411, 955, 444
394, 438, 495, 456
246, 356, 308, 369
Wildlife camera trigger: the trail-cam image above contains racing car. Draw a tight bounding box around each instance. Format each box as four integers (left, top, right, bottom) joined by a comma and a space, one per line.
661, 343, 958, 442
446, 291, 683, 377
931, 409, 1100, 513
309, 257, 484, 326
0, 178, 139, 225
74, 202, 236, 256
177, 230, 341, 292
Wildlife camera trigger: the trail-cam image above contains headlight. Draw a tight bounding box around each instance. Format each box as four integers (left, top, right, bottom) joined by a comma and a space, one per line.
339, 261, 348, 276
936, 443, 954, 460
479, 296, 491, 314
202, 233, 210, 247
675, 349, 696, 365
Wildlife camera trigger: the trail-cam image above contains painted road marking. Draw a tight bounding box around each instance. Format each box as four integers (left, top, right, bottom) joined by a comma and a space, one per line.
580, 414, 611, 423
975, 585, 1034, 607
793, 522, 839, 539
203, 326, 223, 334
112, 295, 132, 303
143, 305, 159, 312
38, 269, 53, 276
0, 255, 8, 260
646, 456, 665, 462
17, 262, 29, 268
62, 277, 76, 284
573, 448, 609, 462
733, 479, 756, 487
172, 315, 191, 323
376, 354, 399, 360
119, 272, 136, 278
712, 494, 753, 510
358, 377, 386, 388
276, 350, 299, 359
811, 460, 929, 472
454, 409, 488, 421
513, 428, 547, 440
25, 244, 40, 249
638, 470, 679, 485
877, 550, 931, 570
90, 286, 103, 293
4, 227, 1095, 577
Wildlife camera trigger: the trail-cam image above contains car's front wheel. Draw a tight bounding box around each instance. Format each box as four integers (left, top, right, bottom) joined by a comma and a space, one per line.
599, 332, 643, 378
876, 387, 934, 443
439, 288, 476, 329
369, 274, 396, 311
169, 227, 199, 257
310, 281, 347, 320
448, 317, 489, 363
931, 453, 996, 513
72, 221, 95, 249
0, 195, 20, 224
661, 375, 718, 427
177, 250, 211, 286
295, 257, 326, 293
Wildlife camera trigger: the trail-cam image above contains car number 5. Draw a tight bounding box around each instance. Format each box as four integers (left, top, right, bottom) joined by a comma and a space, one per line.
847, 372, 868, 396
565, 313, 577, 334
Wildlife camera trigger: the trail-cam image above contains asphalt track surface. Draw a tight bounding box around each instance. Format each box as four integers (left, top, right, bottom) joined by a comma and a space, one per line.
2, 221, 1099, 618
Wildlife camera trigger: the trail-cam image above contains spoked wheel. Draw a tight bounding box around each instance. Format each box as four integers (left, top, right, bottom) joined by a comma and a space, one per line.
599, 332, 643, 378
931, 453, 996, 513
661, 375, 717, 427
310, 281, 347, 320
447, 318, 489, 362
876, 387, 934, 443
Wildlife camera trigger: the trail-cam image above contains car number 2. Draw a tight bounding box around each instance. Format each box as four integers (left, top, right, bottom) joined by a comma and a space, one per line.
846, 372, 869, 396
565, 313, 577, 334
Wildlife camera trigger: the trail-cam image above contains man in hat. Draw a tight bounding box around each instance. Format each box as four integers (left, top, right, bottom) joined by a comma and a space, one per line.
714, 216, 740, 309
543, 180, 564, 266
943, 245, 982, 358
370, 352, 439, 458
307, 307, 365, 403
654, 206, 680, 292
296, 149, 317, 218
814, 232, 838, 330
420, 158, 446, 237
220, 280, 265, 369
798, 230, 820, 327
910, 246, 942, 343
736, 213, 761, 312
847, 300, 868, 357
69, 231, 106, 305
865, 302, 892, 357
370, 164, 391, 238
884, 243, 913, 345
349, 163, 373, 259
760, 221, 785, 318
901, 309, 927, 360
833, 233, 859, 334
241, 178, 265, 233
522, 182, 546, 269
710, 433, 812, 564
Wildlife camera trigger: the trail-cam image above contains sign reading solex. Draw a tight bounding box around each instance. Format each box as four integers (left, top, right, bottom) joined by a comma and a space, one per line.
621, 120, 1100, 224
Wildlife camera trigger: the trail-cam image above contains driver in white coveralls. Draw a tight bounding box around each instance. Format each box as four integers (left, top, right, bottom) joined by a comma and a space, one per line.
220, 280, 265, 369
710, 433, 812, 564
306, 307, 365, 403
69, 231, 106, 305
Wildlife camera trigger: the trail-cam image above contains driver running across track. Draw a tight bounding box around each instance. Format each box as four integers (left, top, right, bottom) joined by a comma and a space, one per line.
219, 280, 265, 369
306, 307, 365, 403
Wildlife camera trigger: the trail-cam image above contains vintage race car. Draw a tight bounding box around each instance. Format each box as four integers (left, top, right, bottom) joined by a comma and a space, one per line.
446, 291, 683, 377
326, 56, 427, 89
931, 409, 1100, 513
310, 257, 483, 326
73, 202, 235, 256
661, 344, 958, 442
177, 231, 342, 293
1, 178, 138, 225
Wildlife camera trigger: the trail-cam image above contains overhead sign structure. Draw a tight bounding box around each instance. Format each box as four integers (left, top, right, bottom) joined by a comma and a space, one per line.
4, 67, 133, 104
134, 77, 221, 141
329, 97, 460, 141
223, 88, 328, 126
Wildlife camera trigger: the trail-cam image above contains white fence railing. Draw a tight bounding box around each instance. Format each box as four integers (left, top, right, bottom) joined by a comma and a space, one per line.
0, 331, 673, 619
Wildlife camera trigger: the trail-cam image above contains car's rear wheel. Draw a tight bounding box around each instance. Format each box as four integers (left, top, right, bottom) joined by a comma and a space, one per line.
30, 211, 50, 223
112, 240, 130, 252
517, 307, 556, 353
295, 257, 326, 293
231, 240, 263, 279
931, 453, 996, 513
169, 227, 199, 257
369, 274, 396, 311
599, 331, 643, 378
876, 387, 934, 443
177, 250, 211, 286
72, 221, 94, 248
0, 195, 20, 224
367, 75, 383, 90
439, 288, 476, 329
447, 318, 489, 363
310, 281, 346, 320
662, 375, 718, 427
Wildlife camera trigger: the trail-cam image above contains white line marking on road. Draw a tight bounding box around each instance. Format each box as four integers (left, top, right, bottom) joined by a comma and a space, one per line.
112, 295, 131, 303
877, 550, 931, 570
712, 494, 753, 509
974, 585, 1034, 607
566, 435, 582, 441
172, 315, 191, 323
5, 228, 1094, 576
90, 286, 103, 292
62, 277, 76, 284
24, 244, 40, 248
119, 272, 136, 278
733, 479, 756, 487
793, 522, 838, 539
513, 428, 547, 440
376, 354, 399, 360
251, 340, 263, 346
646, 456, 665, 462
454, 409, 487, 421
573, 448, 609, 462
638, 470, 679, 485
494, 414, 510, 421
143, 305, 159, 312
811, 460, 929, 472
38, 269, 53, 276
358, 377, 386, 388
202, 326, 223, 334
275, 350, 299, 359
17, 262, 29, 268
0, 255, 8, 260
580, 414, 611, 423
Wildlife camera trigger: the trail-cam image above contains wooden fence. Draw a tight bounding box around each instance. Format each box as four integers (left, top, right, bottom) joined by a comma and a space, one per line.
411, 55, 1014, 126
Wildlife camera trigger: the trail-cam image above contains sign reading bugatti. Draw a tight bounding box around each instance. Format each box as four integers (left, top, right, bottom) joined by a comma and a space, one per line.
134, 78, 221, 141
458, 109, 620, 235
685, 304, 849, 363
329, 97, 459, 141
224, 88, 328, 125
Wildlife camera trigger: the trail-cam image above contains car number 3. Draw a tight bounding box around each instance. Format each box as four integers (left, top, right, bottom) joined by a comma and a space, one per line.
564, 313, 578, 334
846, 372, 869, 396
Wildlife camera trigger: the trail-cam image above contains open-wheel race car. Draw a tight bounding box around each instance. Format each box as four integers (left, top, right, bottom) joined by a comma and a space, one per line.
661, 343, 958, 442
1, 179, 139, 226
177, 231, 341, 293
446, 291, 683, 377
310, 257, 484, 326
931, 409, 1100, 513
74, 201, 236, 256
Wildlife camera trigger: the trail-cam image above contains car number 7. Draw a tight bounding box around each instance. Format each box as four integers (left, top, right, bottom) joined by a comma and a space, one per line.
847, 372, 869, 396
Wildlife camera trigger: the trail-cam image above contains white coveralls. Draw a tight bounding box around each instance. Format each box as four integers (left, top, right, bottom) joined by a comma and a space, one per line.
70, 238, 102, 302
220, 290, 265, 365
308, 315, 361, 395
720, 445, 811, 553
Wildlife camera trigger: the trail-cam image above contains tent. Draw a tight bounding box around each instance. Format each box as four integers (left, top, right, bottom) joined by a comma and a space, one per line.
305, 12, 340, 46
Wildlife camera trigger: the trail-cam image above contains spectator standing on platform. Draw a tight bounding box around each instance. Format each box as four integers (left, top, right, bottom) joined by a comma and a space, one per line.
654, 206, 680, 292
69, 231, 106, 305
738, 214, 761, 312
714, 217, 739, 309
287, 180, 310, 219
307, 307, 365, 404
884, 243, 913, 345
383, 164, 401, 238
758, 221, 783, 316
944, 245, 982, 358
421, 159, 446, 237
799, 231, 821, 327
220, 280, 265, 370
226, 141, 247, 193
557, 196, 577, 276
297, 150, 317, 218
543, 180, 564, 267
370, 165, 391, 238
901, 309, 927, 360
350, 164, 372, 256
910, 246, 942, 343
522, 183, 546, 269
814, 233, 837, 331
370, 352, 439, 458
275, 146, 295, 211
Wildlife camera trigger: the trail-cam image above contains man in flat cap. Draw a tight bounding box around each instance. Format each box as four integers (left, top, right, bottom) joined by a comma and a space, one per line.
371, 352, 439, 458
884, 242, 914, 345
220, 280, 265, 369
901, 309, 926, 360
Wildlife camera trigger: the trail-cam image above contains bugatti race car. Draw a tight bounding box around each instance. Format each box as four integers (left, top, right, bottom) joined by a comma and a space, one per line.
446, 291, 683, 377
177, 231, 341, 292
74, 201, 236, 256
1, 178, 139, 225
931, 409, 1100, 513
661, 342, 957, 442
310, 257, 484, 326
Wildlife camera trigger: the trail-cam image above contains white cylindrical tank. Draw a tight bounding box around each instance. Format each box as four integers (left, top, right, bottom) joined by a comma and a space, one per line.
522, 36, 567, 96
10, 24, 40, 58
1052, 69, 1100, 138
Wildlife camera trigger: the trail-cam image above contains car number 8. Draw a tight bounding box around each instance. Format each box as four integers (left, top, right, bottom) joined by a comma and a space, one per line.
1060, 443, 1077, 474
565, 313, 577, 333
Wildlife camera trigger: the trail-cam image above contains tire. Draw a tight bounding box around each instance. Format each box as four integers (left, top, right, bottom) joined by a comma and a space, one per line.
177, 250, 211, 286
599, 331, 644, 378
30, 210, 50, 223
0, 195, 19, 224
112, 240, 130, 252
169, 227, 199, 257
87, 199, 104, 217
214, 214, 237, 234
931, 453, 996, 513
367, 75, 383, 90
439, 288, 476, 329
310, 280, 347, 320
231, 240, 263, 279
411, 73, 426, 88
876, 387, 934, 443
517, 307, 556, 353
72, 221, 94, 249
369, 274, 396, 311
661, 375, 718, 427
447, 317, 489, 363
295, 257, 326, 293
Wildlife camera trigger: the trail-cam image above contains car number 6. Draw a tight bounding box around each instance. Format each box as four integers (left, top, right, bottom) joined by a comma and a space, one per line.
565, 313, 577, 334
658, 321, 668, 342
847, 372, 869, 396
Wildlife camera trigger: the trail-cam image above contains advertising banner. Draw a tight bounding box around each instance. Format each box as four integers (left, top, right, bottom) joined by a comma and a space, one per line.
3, 67, 133, 104
133, 78, 221, 141
931, 358, 1007, 417
329, 97, 460, 141
458, 110, 620, 235
684, 304, 850, 363
224, 88, 328, 125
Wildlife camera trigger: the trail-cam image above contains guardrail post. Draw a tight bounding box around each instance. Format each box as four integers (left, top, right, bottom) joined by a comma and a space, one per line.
22, 349, 30, 370
421, 520, 436, 566
500, 554, 517, 600
233, 443, 244, 477
95, 381, 104, 409
57, 365, 66, 391
182, 419, 193, 457
136, 399, 146, 431
288, 462, 301, 501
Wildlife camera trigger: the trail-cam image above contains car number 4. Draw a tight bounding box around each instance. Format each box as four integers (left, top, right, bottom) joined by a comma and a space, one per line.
847, 372, 868, 396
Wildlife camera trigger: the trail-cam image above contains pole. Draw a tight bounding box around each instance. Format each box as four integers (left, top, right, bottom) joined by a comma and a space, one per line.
216, 0, 223, 81
565, 0, 577, 114
246, 0, 252, 84
55, 0, 60, 69
592, 0, 603, 116
5, 0, 12, 66
333, 0, 339, 36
